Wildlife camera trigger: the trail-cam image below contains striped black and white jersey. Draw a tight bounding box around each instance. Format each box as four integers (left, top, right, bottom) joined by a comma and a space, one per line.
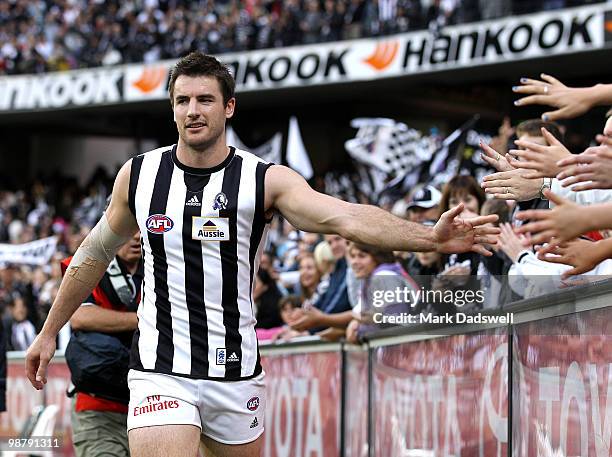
127, 145, 272, 381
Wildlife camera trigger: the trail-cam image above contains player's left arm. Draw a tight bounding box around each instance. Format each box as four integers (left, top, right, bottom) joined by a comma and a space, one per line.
265, 165, 499, 254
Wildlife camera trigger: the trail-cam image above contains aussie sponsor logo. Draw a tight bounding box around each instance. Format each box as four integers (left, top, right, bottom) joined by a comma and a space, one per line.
247, 397, 260, 411
192, 217, 230, 241
133, 395, 180, 416
146, 214, 174, 234
198, 220, 225, 238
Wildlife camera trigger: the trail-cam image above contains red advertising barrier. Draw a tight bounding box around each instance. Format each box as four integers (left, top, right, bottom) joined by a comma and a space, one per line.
345, 349, 369, 457
2, 350, 342, 457
261, 350, 341, 457
0, 357, 74, 456
5, 309, 612, 457
372, 331, 509, 457
514, 307, 612, 457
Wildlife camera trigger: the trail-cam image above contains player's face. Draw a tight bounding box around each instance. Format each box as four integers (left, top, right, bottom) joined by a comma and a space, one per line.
172, 75, 235, 151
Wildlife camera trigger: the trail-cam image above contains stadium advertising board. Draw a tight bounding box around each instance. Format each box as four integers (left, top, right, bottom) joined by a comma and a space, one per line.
0, 4, 609, 113
0, 358, 74, 456
372, 331, 508, 457
260, 351, 341, 457
514, 308, 612, 457
2, 352, 339, 457
344, 349, 369, 457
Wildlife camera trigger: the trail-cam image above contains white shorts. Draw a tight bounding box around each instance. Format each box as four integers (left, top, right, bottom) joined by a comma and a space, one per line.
126, 369, 265, 445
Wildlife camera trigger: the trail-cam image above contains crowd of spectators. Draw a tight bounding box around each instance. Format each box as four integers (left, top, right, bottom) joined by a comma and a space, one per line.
2, 75, 612, 352
0, 0, 603, 75
0, 168, 112, 350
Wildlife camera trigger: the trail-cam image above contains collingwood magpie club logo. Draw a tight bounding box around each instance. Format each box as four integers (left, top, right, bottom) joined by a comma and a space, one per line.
213, 192, 228, 210
186, 195, 201, 207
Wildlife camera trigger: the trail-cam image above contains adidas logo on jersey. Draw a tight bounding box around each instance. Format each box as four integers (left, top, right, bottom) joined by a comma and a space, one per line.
227, 352, 240, 363
250, 417, 258, 429
186, 195, 201, 207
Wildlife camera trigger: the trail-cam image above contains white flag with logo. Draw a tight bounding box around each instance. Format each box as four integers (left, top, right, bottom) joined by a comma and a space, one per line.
286, 116, 313, 179
344, 118, 435, 175
226, 126, 282, 164
0, 236, 58, 266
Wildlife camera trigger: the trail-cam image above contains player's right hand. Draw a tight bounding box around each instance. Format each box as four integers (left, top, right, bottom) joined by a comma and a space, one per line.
25, 333, 56, 390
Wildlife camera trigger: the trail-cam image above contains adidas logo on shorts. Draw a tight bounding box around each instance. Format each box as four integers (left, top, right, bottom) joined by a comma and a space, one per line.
186, 195, 201, 207
227, 352, 240, 363
250, 417, 258, 429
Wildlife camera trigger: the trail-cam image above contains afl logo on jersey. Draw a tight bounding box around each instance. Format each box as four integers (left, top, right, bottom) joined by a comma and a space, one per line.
247, 397, 260, 411
146, 214, 174, 234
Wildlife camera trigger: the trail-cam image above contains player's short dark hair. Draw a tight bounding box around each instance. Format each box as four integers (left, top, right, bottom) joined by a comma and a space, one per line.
516, 119, 564, 142
168, 51, 235, 106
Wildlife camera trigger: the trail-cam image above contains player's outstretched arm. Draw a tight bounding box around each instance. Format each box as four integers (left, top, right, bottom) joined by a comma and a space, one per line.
266, 166, 499, 256
25, 160, 139, 390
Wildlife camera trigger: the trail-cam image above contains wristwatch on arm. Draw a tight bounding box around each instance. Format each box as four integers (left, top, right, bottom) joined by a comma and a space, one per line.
539, 178, 552, 200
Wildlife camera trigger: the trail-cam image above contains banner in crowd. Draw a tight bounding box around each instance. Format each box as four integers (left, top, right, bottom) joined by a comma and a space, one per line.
260, 350, 341, 457
372, 331, 508, 457
513, 307, 612, 457
338, 115, 491, 203
0, 4, 609, 112
0, 236, 58, 266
